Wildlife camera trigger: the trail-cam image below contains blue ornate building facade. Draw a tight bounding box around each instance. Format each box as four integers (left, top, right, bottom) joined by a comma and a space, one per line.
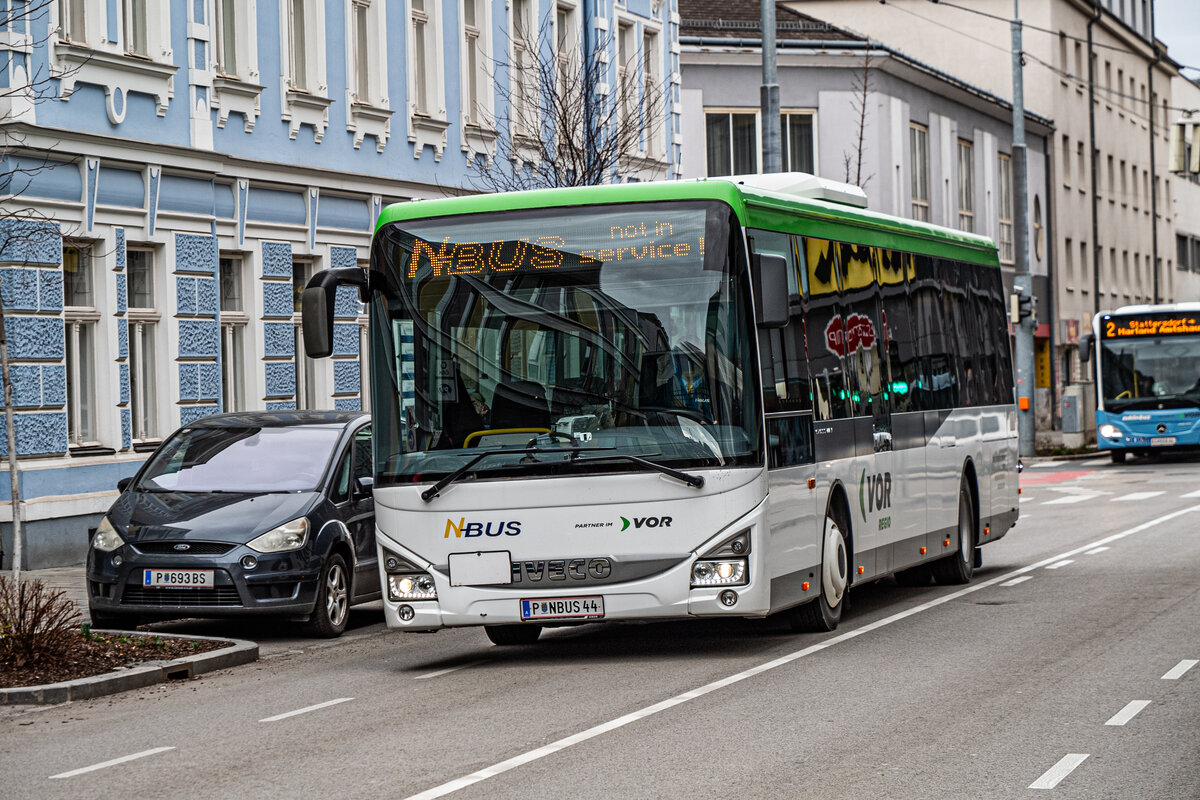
0, 0, 681, 568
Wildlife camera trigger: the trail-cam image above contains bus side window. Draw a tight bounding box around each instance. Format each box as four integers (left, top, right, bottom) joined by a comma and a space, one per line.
750, 230, 811, 415
804, 237, 852, 421
911, 255, 951, 411
880, 251, 918, 415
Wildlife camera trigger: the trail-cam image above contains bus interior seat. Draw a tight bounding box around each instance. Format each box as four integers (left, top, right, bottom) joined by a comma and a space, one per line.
489, 380, 551, 430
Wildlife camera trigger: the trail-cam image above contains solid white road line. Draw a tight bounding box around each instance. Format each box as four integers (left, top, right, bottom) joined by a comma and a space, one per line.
1112, 491, 1165, 502
258, 697, 354, 723
1019, 496, 1033, 503
1162, 659, 1199, 680
1029, 754, 1089, 790
401, 505, 1200, 800
1105, 700, 1151, 726
1182, 490, 1200, 499
49, 747, 175, 780
1085, 546, 1110, 555
1046, 560, 1074, 570
415, 660, 489, 680
1001, 576, 1033, 587
1030, 461, 1066, 468
1043, 494, 1096, 505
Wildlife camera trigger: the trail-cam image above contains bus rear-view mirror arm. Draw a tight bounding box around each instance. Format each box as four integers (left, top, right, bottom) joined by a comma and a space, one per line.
752, 253, 789, 329
302, 267, 375, 359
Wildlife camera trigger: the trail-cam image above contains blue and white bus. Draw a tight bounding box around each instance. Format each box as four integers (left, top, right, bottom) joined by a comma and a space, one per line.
1086, 303, 1200, 463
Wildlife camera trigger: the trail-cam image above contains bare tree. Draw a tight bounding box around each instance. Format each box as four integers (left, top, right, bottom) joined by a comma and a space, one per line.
842, 51, 874, 190
1, 0, 86, 577
466, 15, 671, 191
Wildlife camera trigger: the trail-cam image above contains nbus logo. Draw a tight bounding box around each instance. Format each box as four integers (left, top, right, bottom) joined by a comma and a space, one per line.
444, 518, 522, 538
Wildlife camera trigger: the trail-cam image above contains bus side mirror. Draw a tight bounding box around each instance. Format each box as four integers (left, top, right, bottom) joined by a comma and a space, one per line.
1079, 333, 1094, 364
752, 253, 789, 329
301, 267, 371, 359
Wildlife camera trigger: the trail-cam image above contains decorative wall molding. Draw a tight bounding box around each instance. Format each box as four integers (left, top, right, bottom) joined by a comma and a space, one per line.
54, 42, 178, 123
347, 102, 394, 153
212, 76, 265, 133
409, 114, 452, 161
282, 89, 333, 143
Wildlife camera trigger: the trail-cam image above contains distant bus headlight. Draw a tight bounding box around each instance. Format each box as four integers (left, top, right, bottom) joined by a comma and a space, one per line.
389, 573, 437, 601
1099, 424, 1120, 439
691, 558, 748, 587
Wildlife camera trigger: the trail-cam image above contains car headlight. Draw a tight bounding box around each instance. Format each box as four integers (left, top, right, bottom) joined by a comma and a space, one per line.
247, 517, 309, 553
1099, 424, 1120, 439
92, 517, 124, 552
691, 558, 748, 587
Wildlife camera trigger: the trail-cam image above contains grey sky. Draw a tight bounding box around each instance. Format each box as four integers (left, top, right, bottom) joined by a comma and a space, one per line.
1155, 0, 1200, 74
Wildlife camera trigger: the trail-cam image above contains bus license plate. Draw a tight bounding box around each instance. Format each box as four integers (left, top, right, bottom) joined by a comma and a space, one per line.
143, 569, 214, 587
1150, 437, 1177, 446
520, 596, 604, 621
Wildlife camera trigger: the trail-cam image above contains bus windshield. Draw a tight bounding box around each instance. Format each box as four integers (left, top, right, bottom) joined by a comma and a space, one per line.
368, 200, 762, 485
1100, 334, 1200, 410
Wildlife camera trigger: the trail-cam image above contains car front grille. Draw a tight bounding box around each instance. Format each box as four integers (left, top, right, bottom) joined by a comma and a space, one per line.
121, 587, 243, 607
132, 542, 237, 555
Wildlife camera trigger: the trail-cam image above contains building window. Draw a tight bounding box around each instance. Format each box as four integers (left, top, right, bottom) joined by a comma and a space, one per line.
957, 139, 974, 232
462, 0, 485, 126
127, 248, 159, 442
63, 244, 98, 447
215, 0, 238, 76
998, 153, 1014, 264
511, 0, 536, 134
219, 256, 247, 413
413, 0, 436, 115
705, 112, 757, 177
288, 0, 310, 90
909, 123, 930, 222
123, 0, 148, 57
293, 259, 317, 409
783, 112, 814, 173
642, 28, 662, 158
617, 21, 636, 139
58, 0, 86, 43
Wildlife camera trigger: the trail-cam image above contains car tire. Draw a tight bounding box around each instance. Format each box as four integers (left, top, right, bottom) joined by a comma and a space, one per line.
304, 554, 350, 638
484, 624, 543, 645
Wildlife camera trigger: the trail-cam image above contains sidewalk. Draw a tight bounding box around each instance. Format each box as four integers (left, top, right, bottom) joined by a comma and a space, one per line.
22, 565, 91, 622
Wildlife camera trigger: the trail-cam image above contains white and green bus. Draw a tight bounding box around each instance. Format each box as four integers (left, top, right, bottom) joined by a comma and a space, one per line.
302, 174, 1019, 645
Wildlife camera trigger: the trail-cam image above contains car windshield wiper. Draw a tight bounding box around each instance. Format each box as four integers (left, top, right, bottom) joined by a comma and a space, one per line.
420, 444, 614, 502
565, 452, 706, 489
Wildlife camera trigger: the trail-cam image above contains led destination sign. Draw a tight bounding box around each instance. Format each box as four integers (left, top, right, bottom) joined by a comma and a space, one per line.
1102, 314, 1200, 338
401, 210, 709, 280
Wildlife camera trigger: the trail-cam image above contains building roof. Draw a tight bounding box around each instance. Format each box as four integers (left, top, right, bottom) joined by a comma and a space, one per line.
679, 0, 863, 42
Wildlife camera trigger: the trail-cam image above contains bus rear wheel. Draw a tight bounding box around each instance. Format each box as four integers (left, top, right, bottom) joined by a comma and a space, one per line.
932, 479, 976, 585
789, 510, 848, 632
485, 624, 543, 646
1110, 450, 1127, 464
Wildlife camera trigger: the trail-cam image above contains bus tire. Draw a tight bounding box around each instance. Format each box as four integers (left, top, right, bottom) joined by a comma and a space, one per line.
485, 624, 542, 646
789, 508, 849, 632
1111, 450, 1126, 464
932, 478, 976, 585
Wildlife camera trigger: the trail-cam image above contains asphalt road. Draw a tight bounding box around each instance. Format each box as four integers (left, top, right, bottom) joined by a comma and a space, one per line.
3, 454, 1199, 799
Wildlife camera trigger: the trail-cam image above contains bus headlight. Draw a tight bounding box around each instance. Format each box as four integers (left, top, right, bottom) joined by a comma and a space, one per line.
691, 558, 748, 587
388, 573, 437, 601
1099, 424, 1120, 439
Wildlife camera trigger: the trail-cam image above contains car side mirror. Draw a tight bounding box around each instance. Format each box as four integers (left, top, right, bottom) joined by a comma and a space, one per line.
355, 476, 374, 498
117, 477, 132, 492
751, 253, 789, 329
1079, 332, 1094, 364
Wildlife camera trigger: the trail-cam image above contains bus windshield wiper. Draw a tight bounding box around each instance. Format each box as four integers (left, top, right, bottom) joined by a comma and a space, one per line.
420, 444, 614, 502
566, 453, 705, 488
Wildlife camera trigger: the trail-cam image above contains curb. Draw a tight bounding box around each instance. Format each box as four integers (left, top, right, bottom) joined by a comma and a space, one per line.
0, 632, 258, 706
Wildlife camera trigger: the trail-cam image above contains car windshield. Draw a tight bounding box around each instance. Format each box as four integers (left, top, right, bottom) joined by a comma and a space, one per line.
137, 426, 342, 492
367, 199, 762, 485
1101, 332, 1200, 411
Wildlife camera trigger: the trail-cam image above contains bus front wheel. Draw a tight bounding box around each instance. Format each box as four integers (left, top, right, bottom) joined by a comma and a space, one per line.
485, 624, 543, 646
789, 510, 848, 632
1111, 450, 1127, 464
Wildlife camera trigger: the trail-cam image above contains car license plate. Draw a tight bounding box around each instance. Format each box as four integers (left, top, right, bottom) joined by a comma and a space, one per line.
143, 569, 214, 587
1150, 436, 1177, 446
520, 596, 604, 621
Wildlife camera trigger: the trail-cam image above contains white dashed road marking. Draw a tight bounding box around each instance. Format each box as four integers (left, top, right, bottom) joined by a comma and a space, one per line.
1029, 754, 1089, 790
1043, 494, 1097, 505
415, 660, 489, 680
1182, 490, 1200, 499
259, 698, 353, 723
1163, 660, 1198, 680
1001, 576, 1032, 587
49, 747, 175, 780
1046, 560, 1074, 570
1085, 546, 1110, 555
1105, 700, 1150, 726
1112, 491, 1164, 502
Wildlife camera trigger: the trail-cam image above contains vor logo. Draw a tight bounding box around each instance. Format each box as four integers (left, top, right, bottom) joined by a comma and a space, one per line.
858, 469, 892, 520
619, 516, 673, 531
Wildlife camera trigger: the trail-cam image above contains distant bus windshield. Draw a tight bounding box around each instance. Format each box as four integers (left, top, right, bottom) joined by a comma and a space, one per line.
368, 200, 762, 485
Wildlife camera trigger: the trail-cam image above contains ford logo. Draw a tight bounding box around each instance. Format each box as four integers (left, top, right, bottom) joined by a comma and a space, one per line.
173, 543, 191, 552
